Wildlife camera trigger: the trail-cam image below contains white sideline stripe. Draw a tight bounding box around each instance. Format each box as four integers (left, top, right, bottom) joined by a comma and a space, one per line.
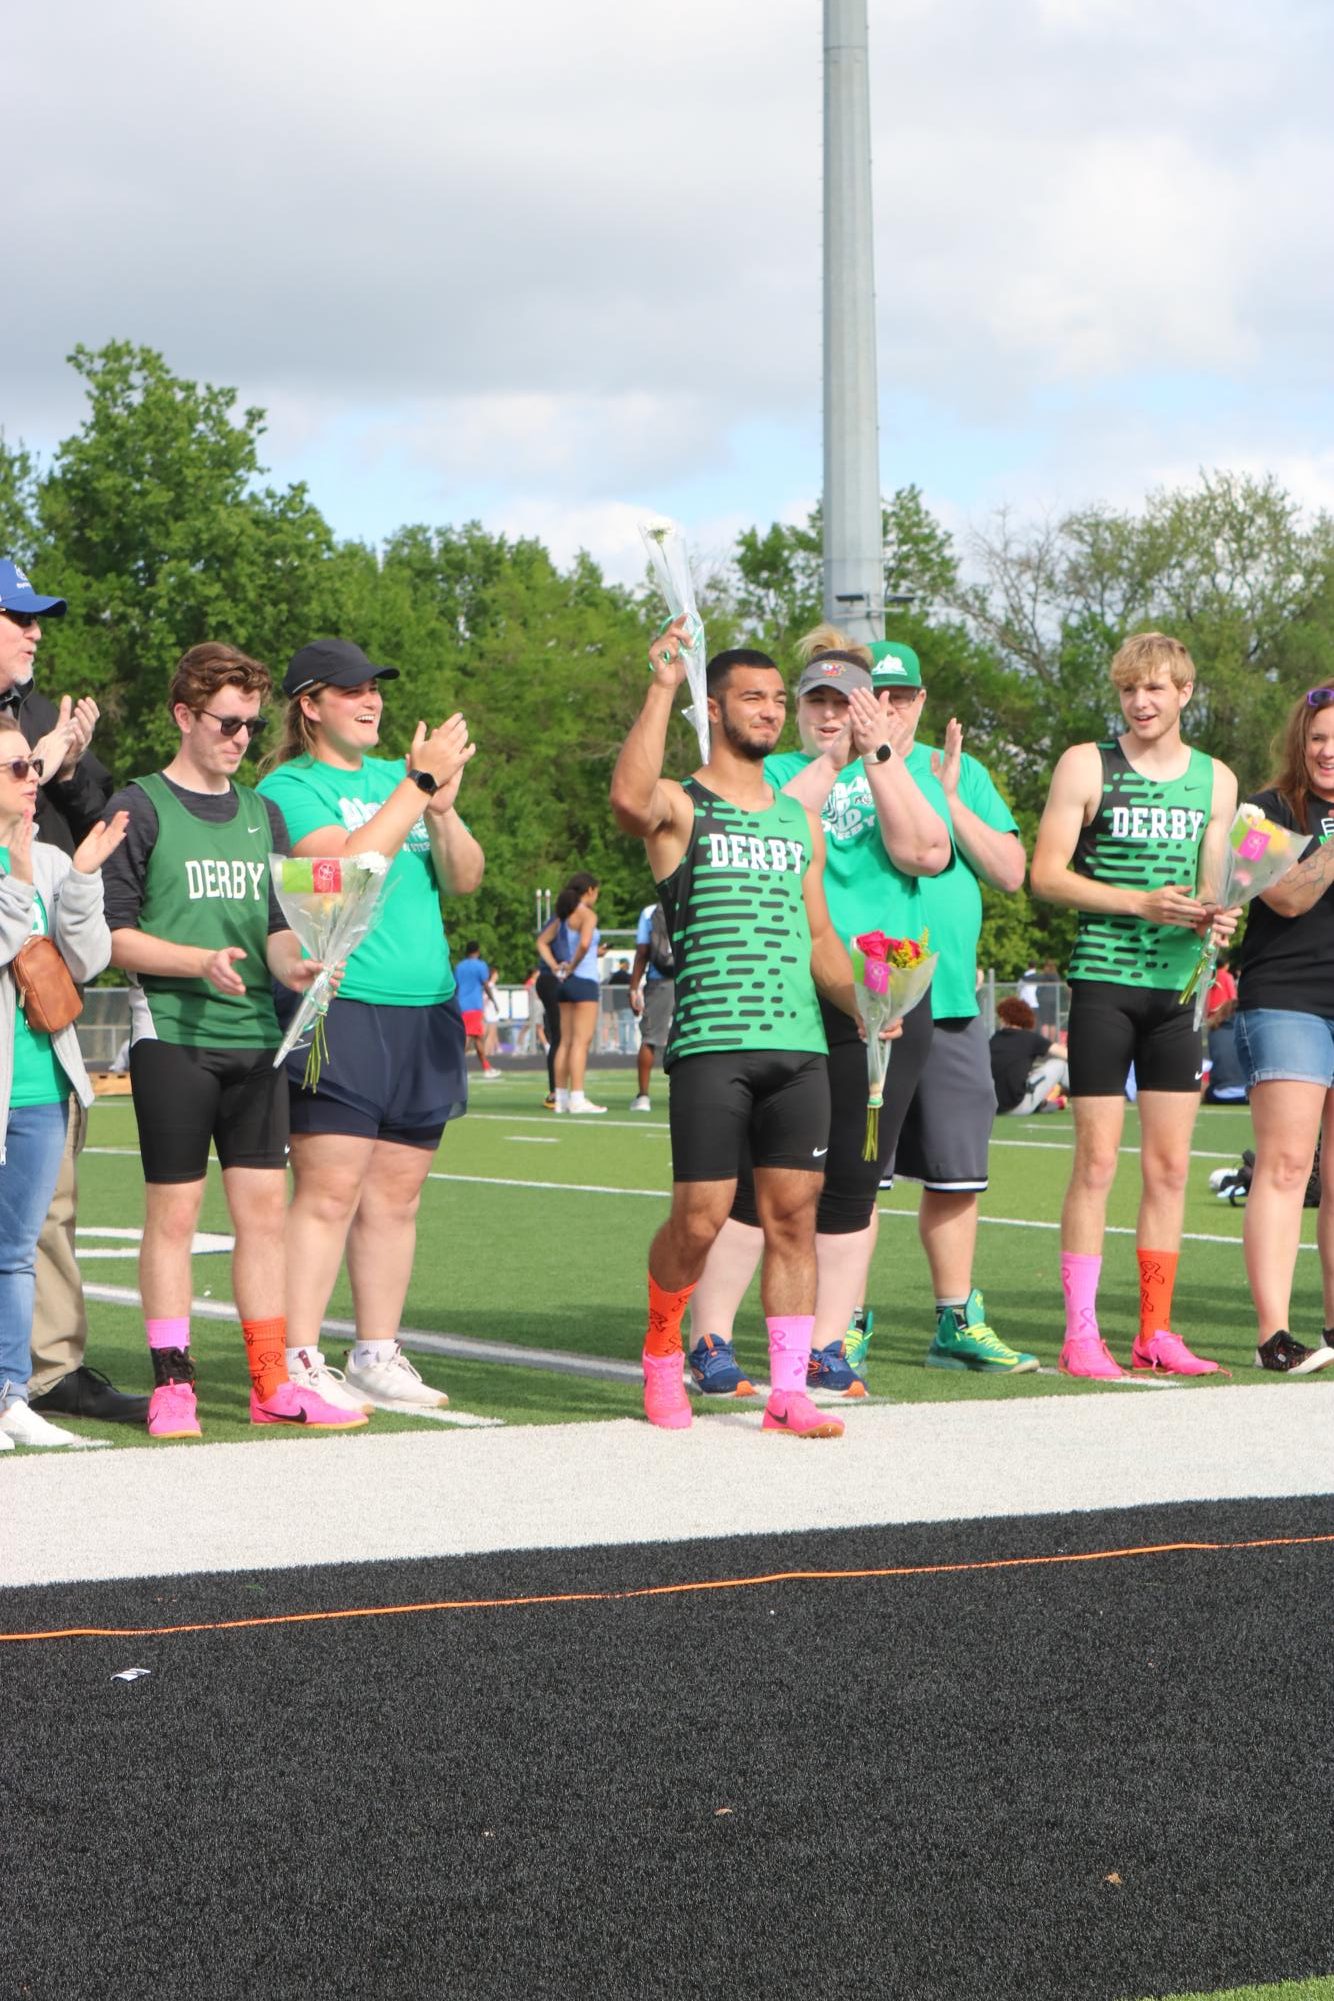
79, 1283, 642, 1385
85, 1156, 1262, 1251
6, 1386, 1333, 1589
506, 1136, 559, 1145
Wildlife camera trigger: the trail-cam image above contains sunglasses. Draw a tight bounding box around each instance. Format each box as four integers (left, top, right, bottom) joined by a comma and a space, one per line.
1, 610, 40, 631
1307, 688, 1334, 710
0, 756, 44, 780
197, 709, 268, 739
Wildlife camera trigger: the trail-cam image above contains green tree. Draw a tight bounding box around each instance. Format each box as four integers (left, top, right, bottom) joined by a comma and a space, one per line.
28, 342, 342, 770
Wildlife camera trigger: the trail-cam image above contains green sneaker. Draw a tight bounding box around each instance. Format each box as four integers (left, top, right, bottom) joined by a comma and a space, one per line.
925, 1290, 1037, 1374
844, 1307, 874, 1382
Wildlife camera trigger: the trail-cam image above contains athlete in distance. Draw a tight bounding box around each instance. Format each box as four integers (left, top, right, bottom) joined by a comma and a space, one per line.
1032, 631, 1238, 1379
610, 616, 874, 1440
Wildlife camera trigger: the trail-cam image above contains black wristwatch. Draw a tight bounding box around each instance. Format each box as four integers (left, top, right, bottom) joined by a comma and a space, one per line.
409, 769, 439, 797
870, 741, 893, 764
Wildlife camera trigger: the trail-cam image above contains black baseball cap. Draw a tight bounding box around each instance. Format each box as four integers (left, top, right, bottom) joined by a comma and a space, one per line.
283, 637, 401, 697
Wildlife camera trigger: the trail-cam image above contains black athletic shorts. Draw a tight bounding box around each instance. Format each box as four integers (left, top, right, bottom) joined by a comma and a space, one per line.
129, 1040, 289, 1184
731, 995, 934, 1233
667, 1048, 830, 1184
280, 993, 468, 1147
1066, 979, 1202, 1097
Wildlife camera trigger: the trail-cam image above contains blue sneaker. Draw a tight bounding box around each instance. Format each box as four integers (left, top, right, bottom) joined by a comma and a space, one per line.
806, 1340, 868, 1399
687, 1336, 758, 1398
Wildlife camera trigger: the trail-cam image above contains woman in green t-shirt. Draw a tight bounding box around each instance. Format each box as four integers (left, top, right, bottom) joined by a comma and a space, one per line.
257, 639, 482, 1417
0, 730, 128, 1448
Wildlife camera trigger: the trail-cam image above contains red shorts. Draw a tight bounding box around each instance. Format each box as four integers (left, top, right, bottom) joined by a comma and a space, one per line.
461, 1009, 485, 1038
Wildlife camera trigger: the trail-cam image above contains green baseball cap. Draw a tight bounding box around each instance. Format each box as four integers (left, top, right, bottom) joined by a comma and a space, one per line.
869, 641, 923, 689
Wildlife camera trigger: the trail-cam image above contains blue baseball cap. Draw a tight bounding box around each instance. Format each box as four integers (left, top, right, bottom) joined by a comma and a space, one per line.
0, 559, 66, 618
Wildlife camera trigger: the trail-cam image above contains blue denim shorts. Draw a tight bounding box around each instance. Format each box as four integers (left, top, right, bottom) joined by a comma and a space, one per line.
1234, 1007, 1334, 1089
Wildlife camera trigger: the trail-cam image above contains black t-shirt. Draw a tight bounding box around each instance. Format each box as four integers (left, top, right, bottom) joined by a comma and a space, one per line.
1236, 788, 1332, 1016
990, 1027, 1050, 1113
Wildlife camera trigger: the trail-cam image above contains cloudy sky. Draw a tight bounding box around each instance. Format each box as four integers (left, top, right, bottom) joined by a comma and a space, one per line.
7, 0, 1334, 581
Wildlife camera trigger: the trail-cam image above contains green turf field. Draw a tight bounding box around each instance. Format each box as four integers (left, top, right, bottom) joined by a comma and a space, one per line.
1136, 1981, 1334, 2000
27, 1069, 1333, 1448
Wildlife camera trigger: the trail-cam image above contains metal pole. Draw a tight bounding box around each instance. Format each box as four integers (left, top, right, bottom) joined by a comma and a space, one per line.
823, 0, 884, 644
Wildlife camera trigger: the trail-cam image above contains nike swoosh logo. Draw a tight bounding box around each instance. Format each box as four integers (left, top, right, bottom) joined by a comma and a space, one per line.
246, 825, 263, 834
768, 1409, 791, 1427
813, 1147, 829, 1157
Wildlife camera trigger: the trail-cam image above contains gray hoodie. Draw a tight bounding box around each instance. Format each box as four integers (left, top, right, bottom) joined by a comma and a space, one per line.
0, 842, 112, 1157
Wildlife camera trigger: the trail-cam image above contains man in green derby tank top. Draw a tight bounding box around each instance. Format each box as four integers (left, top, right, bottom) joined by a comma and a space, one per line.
101, 644, 366, 1439
611, 621, 863, 1441
1032, 631, 1238, 1380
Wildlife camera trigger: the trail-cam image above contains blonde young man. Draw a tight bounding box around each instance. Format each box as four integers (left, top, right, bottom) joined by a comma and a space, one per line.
1031, 633, 1237, 1378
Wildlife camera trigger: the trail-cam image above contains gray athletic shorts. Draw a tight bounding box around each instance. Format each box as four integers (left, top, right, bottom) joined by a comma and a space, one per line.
640, 979, 674, 1050
885, 1013, 996, 1193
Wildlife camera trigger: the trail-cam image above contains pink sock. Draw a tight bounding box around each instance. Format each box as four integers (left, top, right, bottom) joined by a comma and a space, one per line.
767, 1314, 814, 1394
1061, 1255, 1101, 1345
145, 1317, 190, 1351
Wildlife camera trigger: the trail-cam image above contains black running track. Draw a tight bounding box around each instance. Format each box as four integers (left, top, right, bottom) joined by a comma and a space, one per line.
5, 1496, 1333, 2001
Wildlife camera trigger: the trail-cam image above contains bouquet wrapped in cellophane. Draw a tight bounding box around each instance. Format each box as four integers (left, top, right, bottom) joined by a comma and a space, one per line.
269, 853, 391, 1089
640, 518, 709, 765
1179, 805, 1311, 1026
851, 930, 939, 1161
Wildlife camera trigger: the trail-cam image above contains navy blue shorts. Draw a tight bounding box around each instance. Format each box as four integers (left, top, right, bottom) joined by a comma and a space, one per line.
561, 976, 599, 1004
281, 994, 469, 1147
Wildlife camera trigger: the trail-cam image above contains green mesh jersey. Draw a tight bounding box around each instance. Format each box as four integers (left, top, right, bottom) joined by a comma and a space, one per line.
1069, 741, 1214, 989
658, 778, 827, 1068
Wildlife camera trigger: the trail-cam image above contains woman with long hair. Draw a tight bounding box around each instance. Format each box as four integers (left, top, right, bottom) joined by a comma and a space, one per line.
536, 871, 605, 1114
0, 730, 127, 1446
1233, 682, 1334, 1374
257, 638, 481, 1412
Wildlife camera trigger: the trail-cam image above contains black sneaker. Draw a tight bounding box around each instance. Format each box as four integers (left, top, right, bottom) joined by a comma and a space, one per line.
1254, 1331, 1334, 1376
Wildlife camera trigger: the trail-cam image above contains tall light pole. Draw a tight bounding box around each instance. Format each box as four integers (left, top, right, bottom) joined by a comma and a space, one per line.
822, 0, 883, 644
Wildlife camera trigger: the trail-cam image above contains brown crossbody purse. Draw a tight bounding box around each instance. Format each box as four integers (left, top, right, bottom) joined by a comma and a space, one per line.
11, 935, 84, 1034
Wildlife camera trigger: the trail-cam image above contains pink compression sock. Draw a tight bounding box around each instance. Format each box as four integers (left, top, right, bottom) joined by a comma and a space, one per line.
1061, 1255, 1102, 1346
145, 1317, 190, 1350
767, 1315, 815, 1394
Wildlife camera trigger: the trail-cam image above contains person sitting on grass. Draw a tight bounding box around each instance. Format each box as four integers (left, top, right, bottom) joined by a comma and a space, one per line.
990, 997, 1068, 1116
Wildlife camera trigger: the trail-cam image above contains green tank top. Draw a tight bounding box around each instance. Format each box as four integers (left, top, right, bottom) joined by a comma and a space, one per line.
658, 778, 827, 1068
1069, 741, 1214, 989
133, 772, 280, 1047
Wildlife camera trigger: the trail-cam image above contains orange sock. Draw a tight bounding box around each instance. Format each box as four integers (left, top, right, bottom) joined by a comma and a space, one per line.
645, 1273, 695, 1357
1137, 1250, 1179, 1341
241, 1316, 289, 1401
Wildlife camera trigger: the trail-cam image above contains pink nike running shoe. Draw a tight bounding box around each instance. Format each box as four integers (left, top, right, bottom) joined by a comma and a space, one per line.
1131, 1329, 1224, 1376
148, 1380, 201, 1438
642, 1350, 692, 1429
1059, 1337, 1127, 1380
762, 1389, 845, 1439
249, 1382, 369, 1430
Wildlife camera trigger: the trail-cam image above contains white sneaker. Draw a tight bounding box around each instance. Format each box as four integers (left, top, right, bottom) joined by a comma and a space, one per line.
629, 1095, 652, 1113
342, 1344, 449, 1409
569, 1096, 608, 1115
0, 1429, 12, 1450
286, 1346, 373, 1415
478, 1066, 504, 1081
0, 1400, 108, 1449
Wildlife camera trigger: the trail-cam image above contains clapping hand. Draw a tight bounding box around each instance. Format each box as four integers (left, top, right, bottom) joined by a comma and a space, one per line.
34, 696, 100, 782
409, 714, 475, 813
71, 811, 129, 875
929, 718, 964, 795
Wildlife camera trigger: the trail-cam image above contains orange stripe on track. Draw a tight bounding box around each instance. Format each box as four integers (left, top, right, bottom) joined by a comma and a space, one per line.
4, 1532, 1332, 1644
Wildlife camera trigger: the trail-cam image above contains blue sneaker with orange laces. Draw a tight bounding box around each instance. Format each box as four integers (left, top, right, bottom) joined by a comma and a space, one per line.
806, 1340, 868, 1399
686, 1336, 757, 1398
